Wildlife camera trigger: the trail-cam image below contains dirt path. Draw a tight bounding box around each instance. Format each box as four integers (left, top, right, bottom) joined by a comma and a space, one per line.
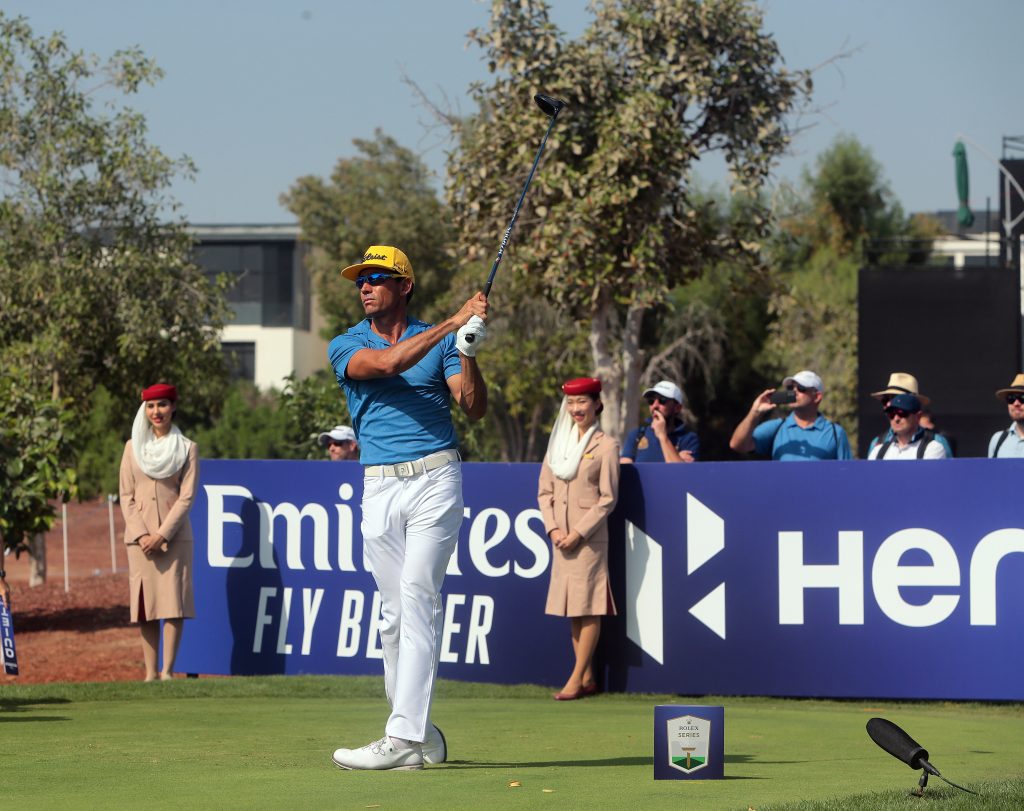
3, 500, 146, 684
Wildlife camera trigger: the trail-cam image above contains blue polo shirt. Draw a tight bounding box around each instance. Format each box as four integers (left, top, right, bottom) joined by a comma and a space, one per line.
622, 422, 700, 461
327, 318, 461, 466
753, 414, 851, 461
988, 424, 1024, 458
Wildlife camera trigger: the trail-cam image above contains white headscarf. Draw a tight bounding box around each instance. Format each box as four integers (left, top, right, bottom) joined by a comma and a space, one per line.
132, 403, 192, 480
545, 395, 598, 481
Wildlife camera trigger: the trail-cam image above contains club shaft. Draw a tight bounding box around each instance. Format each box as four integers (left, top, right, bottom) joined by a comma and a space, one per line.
482, 110, 561, 297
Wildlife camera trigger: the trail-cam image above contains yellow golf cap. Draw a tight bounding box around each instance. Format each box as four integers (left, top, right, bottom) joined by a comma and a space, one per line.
340, 246, 414, 282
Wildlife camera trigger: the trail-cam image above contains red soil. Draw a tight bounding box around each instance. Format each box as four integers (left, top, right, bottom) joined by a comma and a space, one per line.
2, 499, 146, 684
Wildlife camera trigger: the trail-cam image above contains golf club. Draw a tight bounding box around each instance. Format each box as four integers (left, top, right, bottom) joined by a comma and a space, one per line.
480, 93, 567, 299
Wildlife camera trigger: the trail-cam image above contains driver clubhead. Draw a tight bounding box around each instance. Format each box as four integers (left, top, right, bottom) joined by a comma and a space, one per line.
534, 94, 567, 117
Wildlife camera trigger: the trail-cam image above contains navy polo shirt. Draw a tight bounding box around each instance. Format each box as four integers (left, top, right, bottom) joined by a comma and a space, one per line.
622, 421, 700, 462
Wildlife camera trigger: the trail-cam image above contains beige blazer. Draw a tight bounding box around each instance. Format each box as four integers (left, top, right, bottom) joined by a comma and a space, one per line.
538, 430, 620, 545
119, 440, 198, 545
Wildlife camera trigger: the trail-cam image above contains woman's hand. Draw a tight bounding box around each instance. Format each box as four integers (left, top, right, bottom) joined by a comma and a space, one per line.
140, 534, 166, 555
558, 532, 582, 553
549, 528, 566, 547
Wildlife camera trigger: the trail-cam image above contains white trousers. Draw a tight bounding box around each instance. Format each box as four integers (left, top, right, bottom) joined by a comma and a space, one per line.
361, 460, 464, 742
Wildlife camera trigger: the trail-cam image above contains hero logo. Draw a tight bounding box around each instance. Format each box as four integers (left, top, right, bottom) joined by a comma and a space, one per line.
625, 495, 1024, 664
625, 494, 725, 664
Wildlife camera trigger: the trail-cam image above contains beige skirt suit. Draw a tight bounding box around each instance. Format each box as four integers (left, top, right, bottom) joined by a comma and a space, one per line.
538, 430, 620, 617
119, 440, 198, 622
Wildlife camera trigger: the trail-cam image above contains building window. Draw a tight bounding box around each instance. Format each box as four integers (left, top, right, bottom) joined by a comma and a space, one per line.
195, 241, 297, 327
222, 342, 256, 382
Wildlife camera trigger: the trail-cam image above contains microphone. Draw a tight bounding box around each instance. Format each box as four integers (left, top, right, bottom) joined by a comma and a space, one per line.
866, 718, 978, 796
866, 718, 937, 774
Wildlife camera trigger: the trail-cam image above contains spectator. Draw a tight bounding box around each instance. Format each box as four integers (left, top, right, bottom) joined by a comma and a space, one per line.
867, 393, 947, 459
621, 380, 698, 463
988, 373, 1024, 458
729, 370, 851, 461
318, 425, 359, 461
538, 377, 619, 701
869, 372, 953, 457
119, 383, 198, 681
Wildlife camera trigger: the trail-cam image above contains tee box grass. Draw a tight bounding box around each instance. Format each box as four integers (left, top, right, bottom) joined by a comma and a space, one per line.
3, 676, 1022, 810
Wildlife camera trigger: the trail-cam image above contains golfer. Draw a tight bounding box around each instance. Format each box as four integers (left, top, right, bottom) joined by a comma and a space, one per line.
328, 246, 488, 771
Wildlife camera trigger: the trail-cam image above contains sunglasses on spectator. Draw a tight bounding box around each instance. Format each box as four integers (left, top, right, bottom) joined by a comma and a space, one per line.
646, 395, 673, 406
884, 407, 915, 419
1007, 394, 1024, 405
354, 272, 397, 287
786, 383, 811, 393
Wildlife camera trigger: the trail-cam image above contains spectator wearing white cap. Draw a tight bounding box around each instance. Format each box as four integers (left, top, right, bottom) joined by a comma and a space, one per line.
988, 373, 1024, 458
867, 393, 946, 460
621, 380, 699, 464
318, 425, 359, 461
729, 370, 851, 461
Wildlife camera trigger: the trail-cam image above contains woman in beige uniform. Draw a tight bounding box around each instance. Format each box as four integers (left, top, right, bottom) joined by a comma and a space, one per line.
538, 377, 620, 700
119, 383, 198, 681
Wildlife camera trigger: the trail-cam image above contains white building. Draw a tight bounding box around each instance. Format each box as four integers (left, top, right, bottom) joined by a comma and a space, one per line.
191, 224, 329, 390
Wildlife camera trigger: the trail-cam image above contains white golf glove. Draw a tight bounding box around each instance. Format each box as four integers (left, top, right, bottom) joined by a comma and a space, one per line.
456, 315, 488, 357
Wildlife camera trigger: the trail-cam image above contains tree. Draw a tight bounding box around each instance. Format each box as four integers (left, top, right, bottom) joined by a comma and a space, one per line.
281, 131, 456, 337
446, 0, 809, 438
0, 14, 230, 560
759, 135, 937, 449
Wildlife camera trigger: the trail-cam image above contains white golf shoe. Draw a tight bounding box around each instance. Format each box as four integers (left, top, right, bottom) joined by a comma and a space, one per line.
422, 724, 447, 764
331, 737, 423, 771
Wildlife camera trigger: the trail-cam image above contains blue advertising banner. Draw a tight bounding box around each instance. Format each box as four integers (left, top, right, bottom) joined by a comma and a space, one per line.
176, 459, 1024, 700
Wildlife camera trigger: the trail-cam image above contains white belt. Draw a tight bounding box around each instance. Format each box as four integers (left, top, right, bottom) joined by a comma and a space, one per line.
364, 448, 460, 478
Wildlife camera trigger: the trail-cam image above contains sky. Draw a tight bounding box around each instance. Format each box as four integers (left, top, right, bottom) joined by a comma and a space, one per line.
3, 0, 1022, 225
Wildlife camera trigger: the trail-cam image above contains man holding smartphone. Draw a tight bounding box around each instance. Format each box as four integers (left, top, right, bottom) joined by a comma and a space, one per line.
729, 370, 851, 461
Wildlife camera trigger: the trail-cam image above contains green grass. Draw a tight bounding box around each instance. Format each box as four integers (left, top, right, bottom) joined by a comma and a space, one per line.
3, 677, 1022, 810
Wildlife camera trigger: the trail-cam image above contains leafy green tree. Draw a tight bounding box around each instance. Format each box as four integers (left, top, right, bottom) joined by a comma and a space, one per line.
281, 131, 457, 337
447, 0, 809, 438
759, 135, 937, 449
0, 14, 229, 558
73, 386, 126, 499
191, 383, 295, 460
0, 367, 77, 554
277, 370, 353, 460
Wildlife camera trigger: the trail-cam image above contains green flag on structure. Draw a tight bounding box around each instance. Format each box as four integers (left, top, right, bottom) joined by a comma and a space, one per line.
953, 141, 974, 228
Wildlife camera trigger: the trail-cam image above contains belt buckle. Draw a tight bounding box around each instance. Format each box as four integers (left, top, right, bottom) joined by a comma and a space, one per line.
394, 461, 413, 477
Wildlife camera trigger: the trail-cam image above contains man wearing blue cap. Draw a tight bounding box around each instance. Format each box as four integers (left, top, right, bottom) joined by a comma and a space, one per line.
867, 393, 947, 460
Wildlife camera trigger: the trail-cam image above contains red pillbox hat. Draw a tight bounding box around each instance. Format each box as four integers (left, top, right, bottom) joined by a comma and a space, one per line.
561, 377, 602, 395
141, 383, 177, 402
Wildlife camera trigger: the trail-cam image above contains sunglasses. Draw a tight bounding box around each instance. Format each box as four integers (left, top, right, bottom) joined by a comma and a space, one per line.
646, 395, 672, 406
354, 272, 397, 288
1007, 394, 1024, 405
884, 407, 914, 419
786, 383, 811, 394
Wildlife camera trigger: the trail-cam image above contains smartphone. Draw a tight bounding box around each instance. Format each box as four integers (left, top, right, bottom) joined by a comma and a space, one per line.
769, 389, 797, 405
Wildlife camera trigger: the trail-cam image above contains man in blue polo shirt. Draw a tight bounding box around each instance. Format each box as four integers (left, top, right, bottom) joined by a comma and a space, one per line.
729, 370, 851, 461
327, 245, 488, 772
621, 380, 699, 463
